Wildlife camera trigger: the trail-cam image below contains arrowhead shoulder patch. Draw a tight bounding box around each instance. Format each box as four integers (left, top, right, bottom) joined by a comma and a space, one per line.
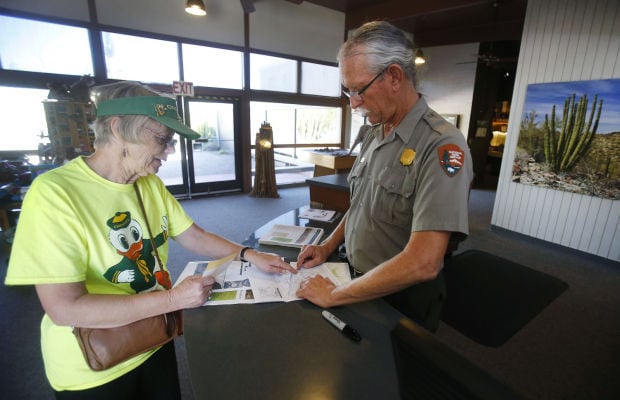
437, 144, 465, 177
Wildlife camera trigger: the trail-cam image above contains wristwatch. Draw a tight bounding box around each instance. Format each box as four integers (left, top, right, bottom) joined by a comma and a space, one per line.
239, 246, 253, 262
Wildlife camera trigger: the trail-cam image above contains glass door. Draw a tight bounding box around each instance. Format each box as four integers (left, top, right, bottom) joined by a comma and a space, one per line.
187, 98, 241, 194
157, 97, 242, 196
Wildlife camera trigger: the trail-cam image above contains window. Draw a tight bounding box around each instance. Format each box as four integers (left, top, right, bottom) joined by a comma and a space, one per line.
0, 14, 346, 189
349, 109, 366, 149
301, 62, 340, 97
250, 54, 296, 92
295, 107, 340, 144
102, 32, 179, 84
250, 102, 340, 146
182, 44, 243, 89
251, 101, 340, 186
0, 87, 50, 156
0, 15, 92, 75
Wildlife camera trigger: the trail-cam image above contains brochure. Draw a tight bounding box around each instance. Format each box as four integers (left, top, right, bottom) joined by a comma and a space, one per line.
258, 224, 324, 248
246, 262, 350, 304
174, 259, 352, 306
188, 252, 236, 277
298, 208, 338, 222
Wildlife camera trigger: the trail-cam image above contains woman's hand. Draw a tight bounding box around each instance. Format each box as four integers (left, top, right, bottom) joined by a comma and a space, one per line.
36, 278, 215, 328
169, 275, 215, 309
246, 249, 297, 274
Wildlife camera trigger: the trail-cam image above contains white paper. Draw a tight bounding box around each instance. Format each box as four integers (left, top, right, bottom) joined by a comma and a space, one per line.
174, 260, 352, 306
246, 261, 351, 303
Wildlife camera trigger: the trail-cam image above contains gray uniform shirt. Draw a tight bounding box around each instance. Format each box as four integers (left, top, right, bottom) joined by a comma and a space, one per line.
345, 96, 473, 273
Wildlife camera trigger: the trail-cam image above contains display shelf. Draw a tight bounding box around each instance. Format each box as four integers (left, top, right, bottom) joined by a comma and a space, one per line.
43, 100, 95, 162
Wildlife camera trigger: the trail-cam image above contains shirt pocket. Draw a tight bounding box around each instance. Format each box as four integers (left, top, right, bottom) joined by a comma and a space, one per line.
348, 161, 367, 206
371, 166, 416, 227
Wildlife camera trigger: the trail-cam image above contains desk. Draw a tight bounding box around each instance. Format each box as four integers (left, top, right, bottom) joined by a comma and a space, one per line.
300, 150, 356, 177
184, 300, 402, 399
183, 208, 404, 400
305, 173, 350, 213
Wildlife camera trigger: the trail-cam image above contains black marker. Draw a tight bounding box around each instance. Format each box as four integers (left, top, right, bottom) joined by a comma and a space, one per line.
322, 310, 362, 342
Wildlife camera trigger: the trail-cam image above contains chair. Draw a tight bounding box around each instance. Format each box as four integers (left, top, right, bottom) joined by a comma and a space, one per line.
390, 318, 525, 400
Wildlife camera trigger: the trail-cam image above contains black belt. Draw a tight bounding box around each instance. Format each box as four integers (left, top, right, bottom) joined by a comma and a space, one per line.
349, 265, 364, 278
337, 244, 364, 278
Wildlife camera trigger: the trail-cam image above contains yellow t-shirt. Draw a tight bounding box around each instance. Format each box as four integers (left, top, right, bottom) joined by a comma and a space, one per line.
5, 157, 193, 391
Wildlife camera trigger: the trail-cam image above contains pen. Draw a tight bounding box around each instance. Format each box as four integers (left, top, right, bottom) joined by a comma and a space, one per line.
321, 310, 362, 342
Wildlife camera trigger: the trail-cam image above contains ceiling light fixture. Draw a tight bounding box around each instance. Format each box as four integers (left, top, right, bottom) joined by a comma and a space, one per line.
185, 0, 207, 16
415, 49, 426, 65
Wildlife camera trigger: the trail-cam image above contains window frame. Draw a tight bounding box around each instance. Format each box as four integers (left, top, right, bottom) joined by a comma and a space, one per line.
0, 9, 349, 181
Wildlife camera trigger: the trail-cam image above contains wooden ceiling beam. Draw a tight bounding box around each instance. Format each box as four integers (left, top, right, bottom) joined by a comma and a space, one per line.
345, 0, 493, 30
411, 19, 524, 47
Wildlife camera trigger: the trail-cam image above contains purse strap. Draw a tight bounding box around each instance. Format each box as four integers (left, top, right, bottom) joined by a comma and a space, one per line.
133, 182, 164, 271
134, 182, 183, 333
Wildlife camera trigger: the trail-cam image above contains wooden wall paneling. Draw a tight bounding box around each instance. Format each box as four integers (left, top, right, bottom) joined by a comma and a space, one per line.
568, 195, 591, 250
589, 1, 614, 78
493, 0, 538, 229
537, 190, 554, 240
577, 2, 599, 80
539, 0, 557, 82
553, 3, 571, 81
492, 85, 520, 226
562, 1, 582, 81
543, 4, 564, 82
492, 0, 620, 261
553, 192, 573, 244
527, 0, 546, 85
579, 198, 600, 252
602, 206, 620, 259
609, 3, 620, 77
539, 190, 554, 240
580, 197, 605, 253
521, 186, 536, 235
545, 190, 564, 242
597, 200, 615, 257
557, 193, 578, 247
601, 3, 620, 77
600, 202, 615, 258
505, 184, 520, 231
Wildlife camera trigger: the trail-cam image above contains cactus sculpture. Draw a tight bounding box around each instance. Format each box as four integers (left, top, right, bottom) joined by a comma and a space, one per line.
543, 93, 603, 172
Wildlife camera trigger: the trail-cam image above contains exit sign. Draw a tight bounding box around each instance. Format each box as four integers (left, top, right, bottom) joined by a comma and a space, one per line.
172, 81, 194, 97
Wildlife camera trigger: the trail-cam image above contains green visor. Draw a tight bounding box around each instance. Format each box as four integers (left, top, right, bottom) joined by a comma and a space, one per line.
95, 96, 200, 140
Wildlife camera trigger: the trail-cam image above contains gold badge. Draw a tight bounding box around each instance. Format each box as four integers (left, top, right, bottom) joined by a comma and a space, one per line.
400, 148, 416, 166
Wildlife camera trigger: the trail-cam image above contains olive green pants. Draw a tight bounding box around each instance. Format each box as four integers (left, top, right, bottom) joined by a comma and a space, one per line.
383, 271, 446, 332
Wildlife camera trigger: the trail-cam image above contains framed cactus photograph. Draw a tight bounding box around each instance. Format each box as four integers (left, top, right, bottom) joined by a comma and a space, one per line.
513, 78, 620, 200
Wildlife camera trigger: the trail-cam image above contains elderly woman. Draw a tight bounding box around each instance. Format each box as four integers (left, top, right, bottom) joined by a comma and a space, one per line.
5, 81, 295, 399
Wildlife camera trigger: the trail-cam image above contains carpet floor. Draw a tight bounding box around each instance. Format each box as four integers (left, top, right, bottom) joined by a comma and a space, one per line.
441, 249, 569, 347
1, 186, 618, 400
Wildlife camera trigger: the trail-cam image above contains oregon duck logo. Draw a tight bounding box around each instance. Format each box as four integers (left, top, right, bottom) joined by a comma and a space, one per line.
103, 211, 172, 292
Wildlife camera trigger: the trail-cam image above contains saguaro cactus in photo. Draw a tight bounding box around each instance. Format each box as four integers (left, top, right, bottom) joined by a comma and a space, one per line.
543, 93, 603, 172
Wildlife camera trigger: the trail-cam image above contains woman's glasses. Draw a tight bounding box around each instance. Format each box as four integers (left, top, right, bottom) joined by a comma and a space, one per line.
143, 126, 177, 148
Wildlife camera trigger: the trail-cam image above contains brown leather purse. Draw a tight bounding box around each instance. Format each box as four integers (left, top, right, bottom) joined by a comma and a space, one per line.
73, 310, 183, 371
73, 183, 183, 371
